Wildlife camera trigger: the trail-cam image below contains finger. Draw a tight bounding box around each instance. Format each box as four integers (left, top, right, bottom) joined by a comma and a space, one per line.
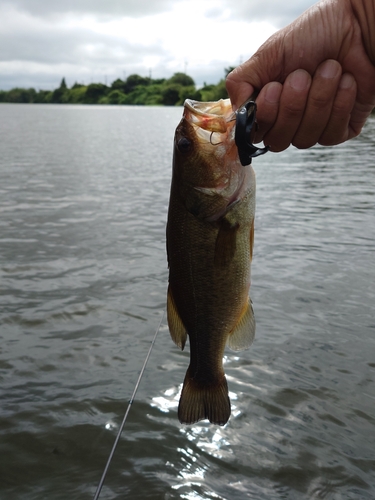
253, 82, 282, 143
226, 68, 255, 111
319, 73, 357, 145
263, 69, 312, 152
292, 60, 342, 149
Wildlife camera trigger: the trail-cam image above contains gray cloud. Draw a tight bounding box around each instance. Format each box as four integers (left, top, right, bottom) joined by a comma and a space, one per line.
0, 23, 160, 67
0, 0, 318, 91
0, 0, 171, 89
2, 0, 174, 18
0, 34, 169, 91
224, 0, 316, 28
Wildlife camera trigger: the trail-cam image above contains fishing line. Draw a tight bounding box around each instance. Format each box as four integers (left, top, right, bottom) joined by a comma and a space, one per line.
93, 309, 165, 500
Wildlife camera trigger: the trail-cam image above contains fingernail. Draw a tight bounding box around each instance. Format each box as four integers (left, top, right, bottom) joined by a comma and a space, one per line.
289, 69, 310, 91
319, 59, 340, 79
339, 73, 355, 89
264, 82, 281, 103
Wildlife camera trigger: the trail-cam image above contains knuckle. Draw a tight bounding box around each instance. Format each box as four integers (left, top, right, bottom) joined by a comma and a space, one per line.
308, 92, 332, 111
319, 134, 344, 146
292, 136, 316, 149
265, 134, 290, 152
319, 125, 347, 146
330, 99, 352, 117
282, 102, 304, 118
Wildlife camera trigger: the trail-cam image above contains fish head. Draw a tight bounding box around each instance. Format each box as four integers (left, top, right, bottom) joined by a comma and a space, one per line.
172, 99, 247, 221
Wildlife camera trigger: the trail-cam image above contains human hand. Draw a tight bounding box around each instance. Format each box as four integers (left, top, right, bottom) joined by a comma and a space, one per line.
226, 0, 375, 152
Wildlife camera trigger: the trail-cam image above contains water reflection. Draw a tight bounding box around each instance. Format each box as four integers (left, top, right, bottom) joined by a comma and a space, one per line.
173, 423, 233, 499
152, 387, 179, 414
151, 378, 239, 499
1, 106, 374, 499
104, 420, 117, 431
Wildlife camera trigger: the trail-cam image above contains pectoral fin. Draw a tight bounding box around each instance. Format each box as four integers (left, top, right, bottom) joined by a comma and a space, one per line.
227, 298, 256, 351
214, 218, 239, 267
167, 286, 187, 350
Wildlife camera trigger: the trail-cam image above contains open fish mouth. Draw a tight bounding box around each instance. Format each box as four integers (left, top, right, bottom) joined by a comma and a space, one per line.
184, 98, 235, 134
183, 99, 237, 149
183, 98, 269, 165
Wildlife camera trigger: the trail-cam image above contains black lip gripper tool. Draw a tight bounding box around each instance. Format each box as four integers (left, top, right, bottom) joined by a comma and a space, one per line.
235, 100, 269, 166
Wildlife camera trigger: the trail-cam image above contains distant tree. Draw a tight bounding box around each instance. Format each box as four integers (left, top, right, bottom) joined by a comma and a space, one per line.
124, 74, 151, 93
0, 69, 231, 106
178, 85, 201, 104
161, 84, 182, 106
84, 83, 109, 103
225, 66, 236, 77
200, 83, 215, 93
120, 83, 162, 105
51, 88, 65, 103
161, 83, 188, 106
60, 77, 67, 89
67, 85, 87, 103
34, 90, 52, 103
5, 87, 36, 103
51, 78, 69, 103
143, 92, 163, 105
167, 72, 195, 87
71, 82, 85, 89
200, 80, 228, 101
105, 89, 126, 104
111, 78, 126, 92
214, 79, 228, 99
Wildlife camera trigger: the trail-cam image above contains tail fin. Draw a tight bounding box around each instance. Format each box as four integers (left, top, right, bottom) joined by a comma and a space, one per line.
178, 366, 231, 426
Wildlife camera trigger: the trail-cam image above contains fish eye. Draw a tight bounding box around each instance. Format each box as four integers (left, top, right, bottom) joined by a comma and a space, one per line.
177, 137, 192, 153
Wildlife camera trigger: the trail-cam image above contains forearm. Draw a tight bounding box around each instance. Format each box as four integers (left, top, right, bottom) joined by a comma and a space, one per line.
350, 0, 375, 64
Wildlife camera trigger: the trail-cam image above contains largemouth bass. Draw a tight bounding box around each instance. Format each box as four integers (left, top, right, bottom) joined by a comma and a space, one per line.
166, 98, 256, 426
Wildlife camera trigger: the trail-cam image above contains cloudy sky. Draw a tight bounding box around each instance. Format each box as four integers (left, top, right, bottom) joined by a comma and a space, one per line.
0, 0, 316, 91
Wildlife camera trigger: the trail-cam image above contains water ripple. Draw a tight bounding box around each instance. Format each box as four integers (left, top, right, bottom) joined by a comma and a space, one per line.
0, 105, 374, 499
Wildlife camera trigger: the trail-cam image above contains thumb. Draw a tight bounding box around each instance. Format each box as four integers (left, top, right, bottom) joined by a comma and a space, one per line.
226, 28, 287, 110
226, 67, 255, 111
226, 48, 280, 111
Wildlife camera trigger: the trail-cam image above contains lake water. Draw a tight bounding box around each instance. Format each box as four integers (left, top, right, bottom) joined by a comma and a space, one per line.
0, 104, 374, 500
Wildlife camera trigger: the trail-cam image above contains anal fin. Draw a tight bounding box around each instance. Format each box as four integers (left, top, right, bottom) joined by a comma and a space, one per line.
227, 297, 255, 351
167, 286, 187, 350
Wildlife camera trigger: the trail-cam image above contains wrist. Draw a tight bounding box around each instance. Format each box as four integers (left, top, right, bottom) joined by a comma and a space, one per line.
350, 0, 375, 64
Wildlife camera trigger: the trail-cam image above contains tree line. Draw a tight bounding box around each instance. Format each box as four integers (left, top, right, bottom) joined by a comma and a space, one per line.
0, 70, 234, 105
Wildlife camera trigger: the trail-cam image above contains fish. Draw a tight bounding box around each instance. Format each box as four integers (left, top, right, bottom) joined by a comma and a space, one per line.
166, 98, 256, 426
